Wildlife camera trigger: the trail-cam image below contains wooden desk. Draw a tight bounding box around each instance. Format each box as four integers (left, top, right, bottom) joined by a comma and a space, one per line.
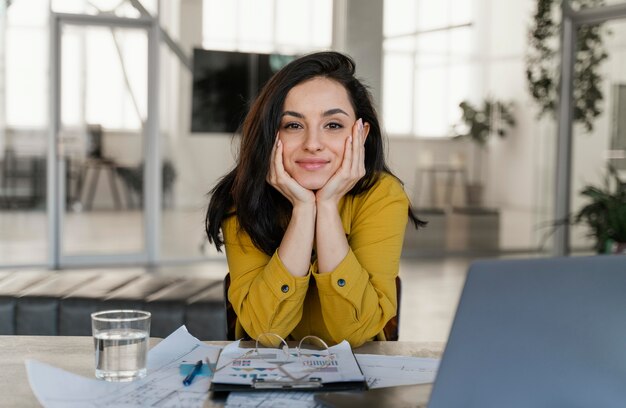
0, 336, 443, 407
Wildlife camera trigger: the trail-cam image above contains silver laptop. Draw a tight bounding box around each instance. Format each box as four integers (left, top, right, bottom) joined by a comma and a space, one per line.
429, 255, 626, 408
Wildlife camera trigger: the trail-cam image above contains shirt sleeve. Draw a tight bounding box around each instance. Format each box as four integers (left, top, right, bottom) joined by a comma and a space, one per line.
223, 215, 311, 340
312, 174, 409, 347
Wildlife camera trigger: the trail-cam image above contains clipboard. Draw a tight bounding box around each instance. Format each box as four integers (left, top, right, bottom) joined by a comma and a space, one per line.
209, 339, 368, 392
210, 377, 368, 392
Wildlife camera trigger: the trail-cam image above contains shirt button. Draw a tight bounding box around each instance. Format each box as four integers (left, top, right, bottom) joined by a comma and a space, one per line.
281, 284, 289, 293
337, 279, 346, 287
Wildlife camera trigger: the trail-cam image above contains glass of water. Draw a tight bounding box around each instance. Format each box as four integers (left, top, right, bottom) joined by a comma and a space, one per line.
91, 310, 151, 382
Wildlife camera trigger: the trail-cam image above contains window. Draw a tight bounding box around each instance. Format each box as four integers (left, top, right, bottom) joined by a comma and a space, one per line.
5, 0, 49, 129
3, 0, 156, 131
383, 0, 476, 137
60, 25, 148, 130
202, 0, 332, 54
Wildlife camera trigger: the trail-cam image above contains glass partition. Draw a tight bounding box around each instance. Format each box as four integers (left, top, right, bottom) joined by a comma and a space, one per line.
570, 17, 626, 254
58, 22, 148, 259
0, 0, 49, 266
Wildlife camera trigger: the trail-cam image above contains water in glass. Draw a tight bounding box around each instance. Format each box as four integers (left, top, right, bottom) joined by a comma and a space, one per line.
94, 328, 148, 381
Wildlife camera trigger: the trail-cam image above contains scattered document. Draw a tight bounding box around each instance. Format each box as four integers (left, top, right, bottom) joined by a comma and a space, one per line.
226, 391, 322, 408
26, 326, 221, 408
355, 354, 439, 389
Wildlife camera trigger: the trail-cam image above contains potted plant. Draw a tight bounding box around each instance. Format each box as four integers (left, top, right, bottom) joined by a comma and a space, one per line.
452, 98, 516, 206
574, 166, 626, 254
526, 0, 609, 132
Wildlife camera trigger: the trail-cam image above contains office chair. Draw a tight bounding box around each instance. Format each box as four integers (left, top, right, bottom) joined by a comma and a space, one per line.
224, 273, 401, 341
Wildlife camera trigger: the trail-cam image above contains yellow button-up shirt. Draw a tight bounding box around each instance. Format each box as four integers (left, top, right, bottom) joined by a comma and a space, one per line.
223, 173, 409, 348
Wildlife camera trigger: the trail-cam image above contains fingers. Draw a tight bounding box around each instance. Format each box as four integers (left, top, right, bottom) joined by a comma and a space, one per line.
276, 139, 285, 174
267, 132, 315, 204
335, 119, 364, 186
352, 119, 364, 177
267, 133, 290, 196
345, 118, 365, 179
269, 133, 289, 190
267, 133, 279, 185
315, 118, 367, 204
341, 130, 353, 173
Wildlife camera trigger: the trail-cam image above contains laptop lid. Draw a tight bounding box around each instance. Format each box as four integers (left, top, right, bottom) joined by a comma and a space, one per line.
428, 255, 626, 408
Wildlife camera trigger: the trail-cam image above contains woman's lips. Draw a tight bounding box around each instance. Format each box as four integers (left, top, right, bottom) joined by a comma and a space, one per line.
296, 159, 329, 170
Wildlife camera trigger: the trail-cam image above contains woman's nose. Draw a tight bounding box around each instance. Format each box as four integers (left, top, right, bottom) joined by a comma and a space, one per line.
303, 129, 323, 151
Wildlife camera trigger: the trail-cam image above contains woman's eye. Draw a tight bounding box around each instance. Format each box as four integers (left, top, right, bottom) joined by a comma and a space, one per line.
326, 122, 343, 129
283, 122, 302, 129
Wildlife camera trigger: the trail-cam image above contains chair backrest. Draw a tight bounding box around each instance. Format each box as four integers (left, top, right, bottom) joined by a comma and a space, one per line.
223, 273, 239, 341
223, 273, 401, 341
383, 276, 401, 341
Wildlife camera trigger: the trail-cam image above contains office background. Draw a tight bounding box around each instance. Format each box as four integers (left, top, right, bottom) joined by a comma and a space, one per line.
0, 0, 624, 341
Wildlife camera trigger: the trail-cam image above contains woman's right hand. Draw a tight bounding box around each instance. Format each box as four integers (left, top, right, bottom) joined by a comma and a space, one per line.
267, 133, 316, 206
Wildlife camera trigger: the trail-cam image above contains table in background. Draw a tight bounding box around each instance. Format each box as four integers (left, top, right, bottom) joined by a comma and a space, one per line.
415, 164, 468, 208
0, 336, 444, 408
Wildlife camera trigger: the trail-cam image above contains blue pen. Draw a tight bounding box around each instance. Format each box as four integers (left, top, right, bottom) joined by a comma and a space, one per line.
183, 360, 203, 386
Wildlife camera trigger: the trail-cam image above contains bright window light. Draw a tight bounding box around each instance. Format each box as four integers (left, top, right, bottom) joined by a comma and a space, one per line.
6, 0, 151, 131
383, 0, 475, 138
203, 0, 332, 54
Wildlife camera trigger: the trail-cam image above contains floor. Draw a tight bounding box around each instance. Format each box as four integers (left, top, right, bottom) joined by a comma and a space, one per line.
398, 257, 470, 342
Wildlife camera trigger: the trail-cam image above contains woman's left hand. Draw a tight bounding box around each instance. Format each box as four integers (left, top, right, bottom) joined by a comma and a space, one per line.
316, 118, 367, 205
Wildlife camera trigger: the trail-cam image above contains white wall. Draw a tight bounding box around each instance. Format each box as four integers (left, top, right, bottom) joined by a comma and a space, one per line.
333, 0, 384, 108
480, 0, 555, 250
169, 0, 238, 210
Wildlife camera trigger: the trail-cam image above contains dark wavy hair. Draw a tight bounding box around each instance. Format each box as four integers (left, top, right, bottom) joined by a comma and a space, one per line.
205, 51, 425, 255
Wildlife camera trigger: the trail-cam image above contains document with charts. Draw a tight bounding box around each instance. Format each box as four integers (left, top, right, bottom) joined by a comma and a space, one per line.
210, 340, 366, 392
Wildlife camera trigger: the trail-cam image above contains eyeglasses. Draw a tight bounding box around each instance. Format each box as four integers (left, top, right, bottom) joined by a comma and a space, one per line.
214, 333, 334, 388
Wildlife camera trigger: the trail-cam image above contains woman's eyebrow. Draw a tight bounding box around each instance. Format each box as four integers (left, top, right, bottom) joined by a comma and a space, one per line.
281, 108, 350, 119
323, 108, 349, 117
282, 110, 304, 119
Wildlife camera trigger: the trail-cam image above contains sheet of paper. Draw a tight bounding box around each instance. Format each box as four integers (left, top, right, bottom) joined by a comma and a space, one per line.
212, 339, 364, 387
26, 326, 222, 408
226, 391, 322, 408
355, 354, 439, 389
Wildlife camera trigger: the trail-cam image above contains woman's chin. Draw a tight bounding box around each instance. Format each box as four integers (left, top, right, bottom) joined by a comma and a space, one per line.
296, 177, 328, 191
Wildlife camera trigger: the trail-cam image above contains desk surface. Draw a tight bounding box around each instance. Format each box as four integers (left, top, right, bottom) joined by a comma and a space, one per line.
0, 336, 443, 407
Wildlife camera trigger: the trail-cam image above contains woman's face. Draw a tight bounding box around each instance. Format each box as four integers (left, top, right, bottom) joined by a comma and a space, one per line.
279, 77, 365, 190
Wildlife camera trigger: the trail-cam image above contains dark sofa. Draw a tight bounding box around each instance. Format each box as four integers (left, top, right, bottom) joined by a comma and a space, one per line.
0, 269, 226, 340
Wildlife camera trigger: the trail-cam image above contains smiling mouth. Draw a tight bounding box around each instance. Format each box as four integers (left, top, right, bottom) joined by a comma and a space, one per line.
297, 160, 329, 170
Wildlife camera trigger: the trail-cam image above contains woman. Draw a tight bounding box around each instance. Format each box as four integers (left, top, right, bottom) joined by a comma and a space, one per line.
206, 51, 424, 348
